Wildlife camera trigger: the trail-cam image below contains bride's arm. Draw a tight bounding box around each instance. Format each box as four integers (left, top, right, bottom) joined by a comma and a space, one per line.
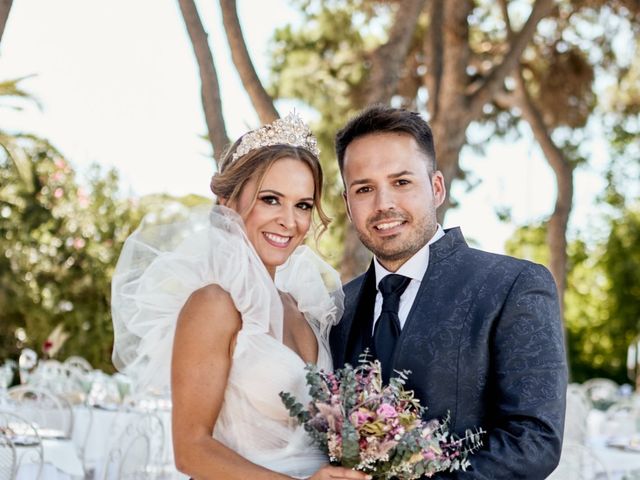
172, 284, 285, 479
171, 284, 369, 480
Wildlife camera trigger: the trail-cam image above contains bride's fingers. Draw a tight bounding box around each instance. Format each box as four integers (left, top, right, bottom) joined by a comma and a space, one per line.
328, 467, 372, 479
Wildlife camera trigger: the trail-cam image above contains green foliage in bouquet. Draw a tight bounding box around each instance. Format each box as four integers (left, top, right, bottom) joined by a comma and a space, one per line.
280, 356, 484, 479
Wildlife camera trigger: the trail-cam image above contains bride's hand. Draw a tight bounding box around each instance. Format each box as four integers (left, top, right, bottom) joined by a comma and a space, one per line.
308, 465, 372, 479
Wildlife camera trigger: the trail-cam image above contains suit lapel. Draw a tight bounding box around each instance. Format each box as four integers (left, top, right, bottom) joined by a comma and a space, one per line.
398, 227, 468, 347
343, 262, 377, 367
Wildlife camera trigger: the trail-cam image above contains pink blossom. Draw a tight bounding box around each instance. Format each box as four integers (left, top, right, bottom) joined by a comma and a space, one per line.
423, 450, 437, 461
376, 403, 398, 419
350, 408, 372, 427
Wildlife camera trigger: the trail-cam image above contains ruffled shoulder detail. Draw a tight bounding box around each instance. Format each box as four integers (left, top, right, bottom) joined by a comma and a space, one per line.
111, 204, 343, 393
111, 204, 281, 392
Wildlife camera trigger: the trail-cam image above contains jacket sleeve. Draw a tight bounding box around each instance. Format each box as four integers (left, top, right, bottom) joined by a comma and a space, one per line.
439, 262, 568, 479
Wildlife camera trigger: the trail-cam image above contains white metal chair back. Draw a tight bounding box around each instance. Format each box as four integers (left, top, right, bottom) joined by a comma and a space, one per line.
101, 411, 165, 480
0, 410, 44, 480
582, 378, 620, 410
0, 430, 17, 480
548, 441, 611, 480
601, 400, 638, 437
7, 385, 74, 438
565, 383, 592, 443
63, 356, 93, 374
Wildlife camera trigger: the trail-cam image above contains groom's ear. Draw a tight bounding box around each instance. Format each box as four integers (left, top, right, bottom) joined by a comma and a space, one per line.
342, 191, 352, 221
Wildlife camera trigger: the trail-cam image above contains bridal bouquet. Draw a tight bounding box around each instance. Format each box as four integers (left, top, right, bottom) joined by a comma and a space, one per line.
280, 357, 483, 479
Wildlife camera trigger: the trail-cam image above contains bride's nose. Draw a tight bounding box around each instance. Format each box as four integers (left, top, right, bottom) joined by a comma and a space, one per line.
278, 206, 296, 230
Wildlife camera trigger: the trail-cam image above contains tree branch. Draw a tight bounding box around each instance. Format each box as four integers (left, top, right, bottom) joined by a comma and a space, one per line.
219, 0, 279, 123
178, 0, 229, 162
468, 0, 554, 117
0, 0, 13, 45
366, 0, 427, 104
424, 0, 444, 118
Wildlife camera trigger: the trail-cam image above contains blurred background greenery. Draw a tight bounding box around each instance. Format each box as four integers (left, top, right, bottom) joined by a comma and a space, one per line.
0, 0, 638, 383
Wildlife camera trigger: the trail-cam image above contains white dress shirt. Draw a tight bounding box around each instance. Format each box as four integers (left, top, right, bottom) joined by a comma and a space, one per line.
372, 225, 445, 333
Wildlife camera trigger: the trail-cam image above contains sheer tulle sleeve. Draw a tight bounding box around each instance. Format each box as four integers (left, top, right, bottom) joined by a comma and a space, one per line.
111, 205, 282, 392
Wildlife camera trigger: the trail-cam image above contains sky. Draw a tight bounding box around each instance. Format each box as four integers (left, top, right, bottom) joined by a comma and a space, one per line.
0, 0, 610, 254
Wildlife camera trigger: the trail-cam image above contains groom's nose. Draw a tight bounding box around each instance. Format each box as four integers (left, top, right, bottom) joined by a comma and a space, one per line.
374, 186, 396, 212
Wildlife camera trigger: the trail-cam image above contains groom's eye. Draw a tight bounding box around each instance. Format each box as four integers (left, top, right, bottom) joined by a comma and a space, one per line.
396, 179, 410, 186
355, 186, 372, 194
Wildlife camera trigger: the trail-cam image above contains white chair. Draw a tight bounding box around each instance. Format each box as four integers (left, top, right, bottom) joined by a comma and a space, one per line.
63, 356, 93, 374
582, 378, 620, 410
565, 383, 592, 443
7, 385, 74, 439
0, 430, 17, 480
548, 441, 611, 479
101, 411, 165, 479
0, 410, 44, 480
601, 400, 639, 437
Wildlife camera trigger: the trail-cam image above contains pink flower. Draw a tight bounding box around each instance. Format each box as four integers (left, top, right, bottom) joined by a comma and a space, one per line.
423, 450, 436, 461
376, 403, 398, 420
350, 408, 372, 427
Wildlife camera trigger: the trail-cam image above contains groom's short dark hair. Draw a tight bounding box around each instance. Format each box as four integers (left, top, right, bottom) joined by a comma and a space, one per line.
335, 105, 437, 175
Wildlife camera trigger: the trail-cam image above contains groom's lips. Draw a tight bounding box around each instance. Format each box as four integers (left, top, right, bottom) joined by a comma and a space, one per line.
371, 219, 407, 237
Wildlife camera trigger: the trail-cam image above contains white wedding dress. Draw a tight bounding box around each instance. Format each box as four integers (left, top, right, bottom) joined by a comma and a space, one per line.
111, 204, 343, 478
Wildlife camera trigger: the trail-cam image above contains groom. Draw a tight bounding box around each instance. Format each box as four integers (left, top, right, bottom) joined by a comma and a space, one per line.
330, 105, 567, 479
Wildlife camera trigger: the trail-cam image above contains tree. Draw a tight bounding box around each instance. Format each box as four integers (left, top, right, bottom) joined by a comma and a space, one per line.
0, 135, 141, 369
270, 0, 559, 279
177, 0, 230, 158
269, 0, 640, 309
0, 0, 13, 45
177, 0, 282, 165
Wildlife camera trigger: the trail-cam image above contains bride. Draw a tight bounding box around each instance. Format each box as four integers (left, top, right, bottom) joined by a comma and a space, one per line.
111, 114, 370, 480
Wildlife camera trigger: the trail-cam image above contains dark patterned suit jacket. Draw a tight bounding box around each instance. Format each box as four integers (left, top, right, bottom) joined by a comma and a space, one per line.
330, 227, 567, 479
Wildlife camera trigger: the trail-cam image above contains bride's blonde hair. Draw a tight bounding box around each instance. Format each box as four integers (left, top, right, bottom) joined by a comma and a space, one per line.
210, 140, 331, 237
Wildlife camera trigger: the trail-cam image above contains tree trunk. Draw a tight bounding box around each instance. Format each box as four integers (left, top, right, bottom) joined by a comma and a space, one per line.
219, 0, 279, 124
340, 0, 427, 281
501, 2, 572, 315
0, 0, 13, 45
366, 0, 427, 104
177, 0, 229, 162
514, 70, 573, 309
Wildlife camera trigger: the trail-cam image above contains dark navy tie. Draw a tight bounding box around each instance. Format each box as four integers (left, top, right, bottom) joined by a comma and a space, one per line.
373, 274, 411, 383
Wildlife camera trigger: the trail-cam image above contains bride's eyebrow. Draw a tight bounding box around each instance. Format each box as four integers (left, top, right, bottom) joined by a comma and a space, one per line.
258, 189, 283, 196
259, 188, 313, 203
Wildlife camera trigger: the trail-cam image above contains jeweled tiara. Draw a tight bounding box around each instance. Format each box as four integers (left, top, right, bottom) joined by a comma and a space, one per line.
231, 112, 320, 162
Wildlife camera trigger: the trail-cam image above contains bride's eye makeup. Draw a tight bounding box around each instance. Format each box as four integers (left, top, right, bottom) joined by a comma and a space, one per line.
259, 195, 280, 205
297, 201, 313, 211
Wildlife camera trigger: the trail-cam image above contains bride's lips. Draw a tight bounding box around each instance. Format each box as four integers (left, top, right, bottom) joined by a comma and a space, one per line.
262, 232, 292, 248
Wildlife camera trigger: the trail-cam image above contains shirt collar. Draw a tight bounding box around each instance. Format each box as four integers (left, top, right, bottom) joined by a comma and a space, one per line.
374, 224, 445, 288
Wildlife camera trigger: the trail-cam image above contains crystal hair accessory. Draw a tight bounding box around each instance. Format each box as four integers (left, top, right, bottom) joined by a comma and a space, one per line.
231, 112, 320, 162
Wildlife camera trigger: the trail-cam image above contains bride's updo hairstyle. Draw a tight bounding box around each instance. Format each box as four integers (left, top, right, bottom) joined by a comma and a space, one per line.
210, 139, 331, 236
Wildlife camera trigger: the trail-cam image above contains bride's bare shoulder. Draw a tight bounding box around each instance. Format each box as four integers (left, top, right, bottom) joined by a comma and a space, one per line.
178, 284, 241, 333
